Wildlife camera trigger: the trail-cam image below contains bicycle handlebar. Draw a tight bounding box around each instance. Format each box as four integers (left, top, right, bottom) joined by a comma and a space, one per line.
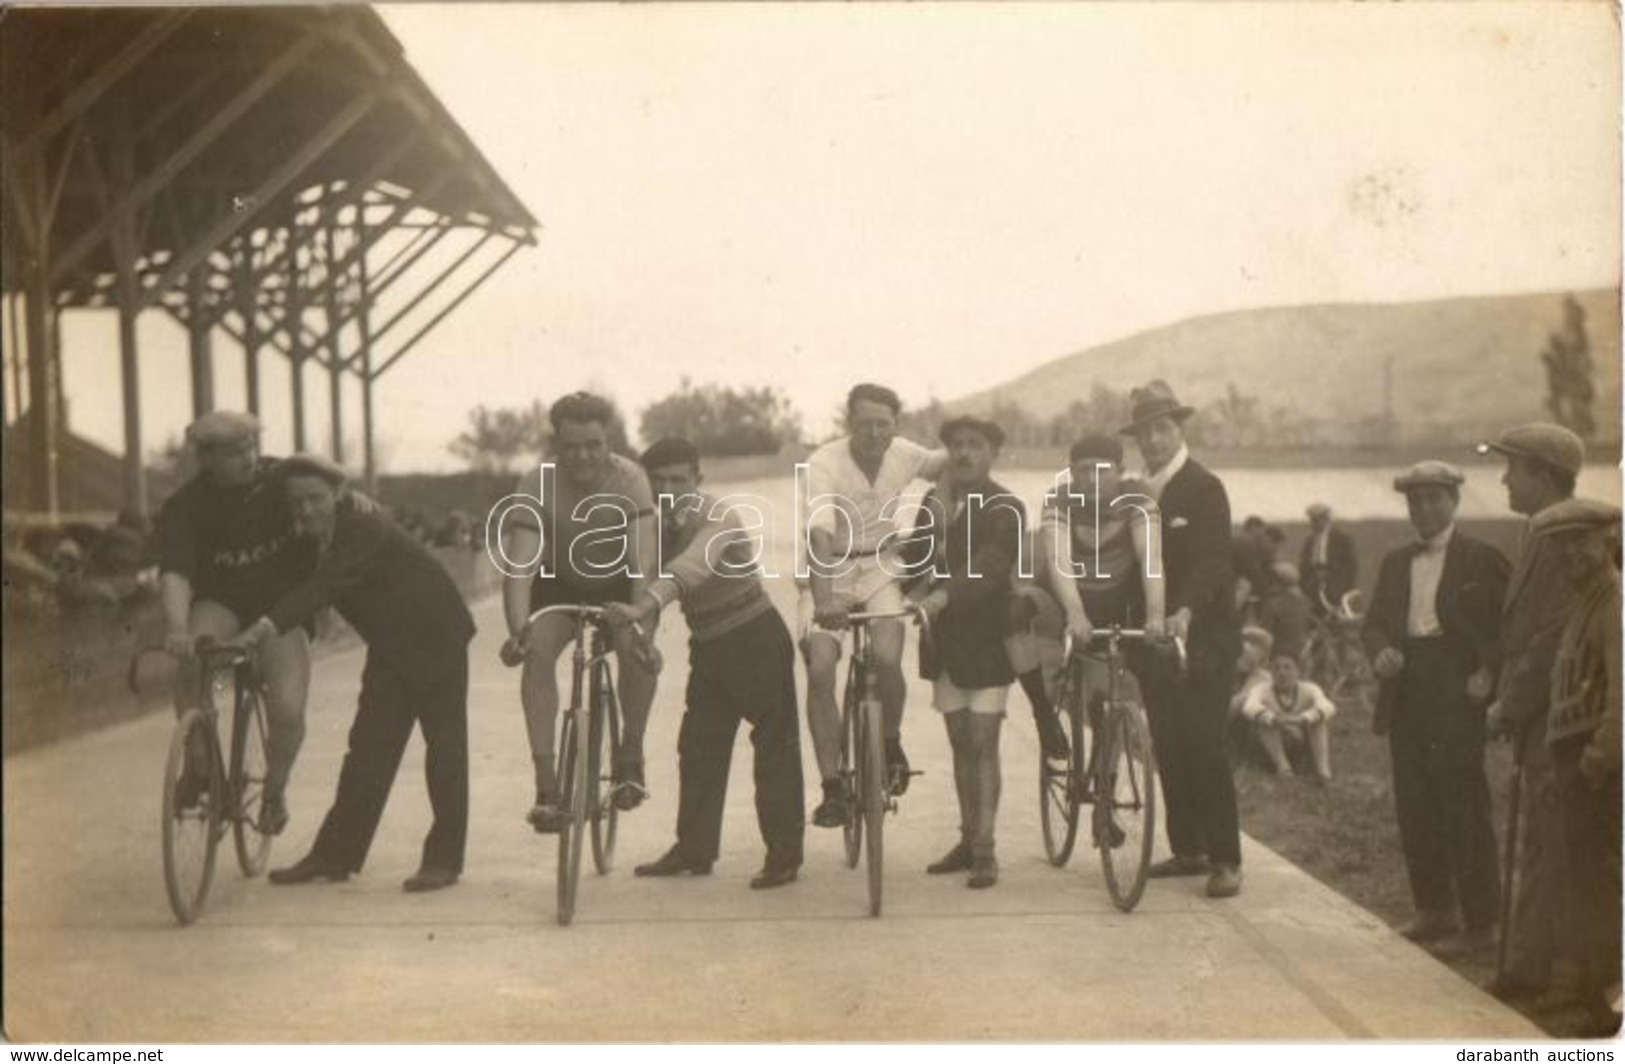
847, 603, 932, 644
1062, 626, 1188, 673
521, 603, 647, 642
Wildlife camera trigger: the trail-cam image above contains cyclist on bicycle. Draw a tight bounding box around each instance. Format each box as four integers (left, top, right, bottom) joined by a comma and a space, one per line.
800, 383, 946, 828
498, 392, 660, 833
1038, 434, 1167, 713
901, 415, 1023, 889
157, 412, 320, 835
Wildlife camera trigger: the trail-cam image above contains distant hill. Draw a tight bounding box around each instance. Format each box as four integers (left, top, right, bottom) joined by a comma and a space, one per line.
949, 289, 1621, 446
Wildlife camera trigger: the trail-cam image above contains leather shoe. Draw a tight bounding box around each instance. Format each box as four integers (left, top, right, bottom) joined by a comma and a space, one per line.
633, 847, 712, 877
1399, 912, 1460, 943
613, 757, 647, 812
1205, 863, 1243, 898
1148, 854, 1209, 879
749, 865, 799, 890
967, 855, 999, 889
258, 793, 289, 836
927, 841, 974, 875
402, 866, 459, 893
811, 780, 848, 828
268, 853, 349, 885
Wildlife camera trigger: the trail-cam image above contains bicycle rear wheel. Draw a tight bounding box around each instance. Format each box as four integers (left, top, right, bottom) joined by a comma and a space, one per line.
861, 699, 886, 917
589, 663, 620, 875
162, 709, 222, 925
1098, 700, 1157, 912
1039, 658, 1085, 867
839, 663, 862, 869
555, 708, 589, 926
230, 684, 273, 876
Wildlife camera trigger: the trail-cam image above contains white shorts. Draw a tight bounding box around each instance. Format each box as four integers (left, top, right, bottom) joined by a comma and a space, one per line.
933, 677, 1011, 717
796, 555, 907, 650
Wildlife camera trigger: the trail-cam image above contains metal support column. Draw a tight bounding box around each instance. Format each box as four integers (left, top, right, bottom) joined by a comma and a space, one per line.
187, 266, 214, 416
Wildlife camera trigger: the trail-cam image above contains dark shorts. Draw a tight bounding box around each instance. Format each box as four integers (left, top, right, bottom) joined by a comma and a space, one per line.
529, 574, 634, 613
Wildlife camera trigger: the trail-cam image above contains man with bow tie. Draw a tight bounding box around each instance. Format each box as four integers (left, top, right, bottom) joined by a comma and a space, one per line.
1363, 460, 1509, 953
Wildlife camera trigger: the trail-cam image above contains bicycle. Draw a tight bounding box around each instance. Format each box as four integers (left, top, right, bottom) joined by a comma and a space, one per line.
142, 639, 275, 925
1301, 589, 1373, 707
1040, 625, 1183, 912
520, 604, 642, 926
838, 605, 928, 917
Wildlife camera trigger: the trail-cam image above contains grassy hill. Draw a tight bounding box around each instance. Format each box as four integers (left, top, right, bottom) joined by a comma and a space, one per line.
949, 289, 1620, 446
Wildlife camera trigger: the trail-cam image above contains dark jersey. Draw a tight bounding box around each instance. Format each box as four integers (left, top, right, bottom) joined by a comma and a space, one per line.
157, 458, 316, 620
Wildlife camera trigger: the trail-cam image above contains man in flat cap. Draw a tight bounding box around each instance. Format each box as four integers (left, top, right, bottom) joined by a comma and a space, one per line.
1538, 498, 1622, 1033
1364, 461, 1509, 953
900, 415, 1024, 888
235, 455, 474, 893
1120, 380, 1244, 899
1477, 422, 1587, 1003
157, 411, 316, 834
1300, 502, 1358, 617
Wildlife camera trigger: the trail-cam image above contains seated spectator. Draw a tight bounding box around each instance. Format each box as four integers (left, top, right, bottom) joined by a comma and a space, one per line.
1241, 653, 1336, 783
1259, 560, 1312, 661
1230, 625, 1274, 718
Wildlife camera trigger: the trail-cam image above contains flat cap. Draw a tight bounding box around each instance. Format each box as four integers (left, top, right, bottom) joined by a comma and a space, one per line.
279, 452, 348, 488
1241, 625, 1275, 653
1393, 460, 1465, 493
1531, 497, 1621, 537
1475, 422, 1584, 478
1305, 502, 1331, 519
184, 410, 260, 448
939, 415, 1006, 450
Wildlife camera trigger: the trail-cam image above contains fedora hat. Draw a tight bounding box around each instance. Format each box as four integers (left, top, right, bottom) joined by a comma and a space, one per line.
1119, 380, 1196, 436
939, 415, 1006, 450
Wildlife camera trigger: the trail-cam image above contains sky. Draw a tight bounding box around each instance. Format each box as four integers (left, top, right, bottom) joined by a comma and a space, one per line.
48, 1, 1622, 474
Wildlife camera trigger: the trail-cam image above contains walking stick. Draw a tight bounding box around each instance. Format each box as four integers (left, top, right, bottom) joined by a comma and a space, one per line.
1495, 727, 1527, 985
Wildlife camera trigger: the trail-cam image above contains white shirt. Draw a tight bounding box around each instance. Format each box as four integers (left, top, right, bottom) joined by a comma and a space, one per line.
1140, 444, 1190, 502
1310, 528, 1330, 567
802, 436, 946, 555
1406, 524, 1454, 637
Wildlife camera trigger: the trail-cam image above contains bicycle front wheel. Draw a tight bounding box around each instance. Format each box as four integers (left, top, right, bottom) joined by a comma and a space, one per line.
230, 685, 273, 876
1098, 700, 1157, 912
162, 709, 222, 925
1039, 659, 1085, 867
861, 699, 886, 917
589, 663, 620, 875
555, 708, 589, 926
839, 664, 862, 869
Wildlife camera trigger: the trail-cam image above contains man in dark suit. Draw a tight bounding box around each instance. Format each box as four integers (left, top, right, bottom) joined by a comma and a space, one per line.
235, 455, 475, 893
1121, 381, 1244, 899
1300, 502, 1359, 614
904, 416, 1025, 890
1363, 460, 1509, 950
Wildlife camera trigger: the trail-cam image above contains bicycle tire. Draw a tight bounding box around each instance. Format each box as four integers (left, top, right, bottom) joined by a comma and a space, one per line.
589, 662, 619, 875
230, 683, 273, 876
1039, 658, 1084, 867
162, 709, 222, 925
839, 661, 862, 869
555, 709, 589, 926
861, 698, 886, 917
1098, 700, 1158, 913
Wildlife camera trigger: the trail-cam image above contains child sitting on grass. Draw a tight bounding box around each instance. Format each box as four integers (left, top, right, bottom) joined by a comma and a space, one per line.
1242, 652, 1336, 784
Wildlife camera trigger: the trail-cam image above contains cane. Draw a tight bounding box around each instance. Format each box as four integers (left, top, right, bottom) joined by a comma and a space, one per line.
1495, 727, 1527, 985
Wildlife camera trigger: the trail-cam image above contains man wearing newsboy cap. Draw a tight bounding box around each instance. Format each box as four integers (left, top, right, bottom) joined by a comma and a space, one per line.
1476, 422, 1589, 1004
157, 412, 316, 837
1364, 460, 1509, 954
1120, 380, 1244, 899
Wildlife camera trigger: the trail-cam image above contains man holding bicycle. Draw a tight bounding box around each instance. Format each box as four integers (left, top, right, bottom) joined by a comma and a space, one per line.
157, 411, 317, 836
904, 415, 1023, 889
801, 383, 946, 829
499, 392, 661, 833
609, 438, 805, 889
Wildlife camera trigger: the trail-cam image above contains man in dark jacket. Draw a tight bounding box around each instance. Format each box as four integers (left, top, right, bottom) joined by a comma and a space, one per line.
235, 455, 475, 893
1121, 381, 1244, 899
906, 416, 1025, 890
1363, 460, 1508, 951
1301, 503, 1359, 614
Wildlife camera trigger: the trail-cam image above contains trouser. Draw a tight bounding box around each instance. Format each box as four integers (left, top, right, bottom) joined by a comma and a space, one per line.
1387, 639, 1498, 930
311, 648, 470, 875
1503, 750, 1572, 986
1139, 642, 1242, 867
1552, 735, 1621, 1001
676, 611, 805, 869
